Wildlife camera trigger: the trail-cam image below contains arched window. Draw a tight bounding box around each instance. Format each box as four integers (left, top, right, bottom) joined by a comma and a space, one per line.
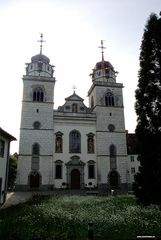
69, 130, 81, 153
38, 62, 43, 72
91, 96, 94, 108
72, 103, 77, 113
105, 92, 114, 106
55, 160, 63, 179
55, 132, 63, 153
110, 144, 116, 157
32, 143, 40, 155
33, 87, 44, 102
87, 133, 95, 153
110, 144, 117, 169
32, 143, 40, 170
88, 160, 95, 179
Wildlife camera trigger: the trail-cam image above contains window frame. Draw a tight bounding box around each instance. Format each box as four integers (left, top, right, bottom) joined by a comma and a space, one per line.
105, 92, 114, 106
131, 167, 135, 174
110, 144, 117, 169
55, 160, 63, 179
33, 87, 44, 102
31, 143, 40, 170
0, 140, 5, 157
88, 160, 95, 179
72, 103, 78, 113
69, 130, 81, 153
32, 143, 40, 155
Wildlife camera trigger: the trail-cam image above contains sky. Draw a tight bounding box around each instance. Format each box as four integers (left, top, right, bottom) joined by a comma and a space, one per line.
0, 0, 160, 154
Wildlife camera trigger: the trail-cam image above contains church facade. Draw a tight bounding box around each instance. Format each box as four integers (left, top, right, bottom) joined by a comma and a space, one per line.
16, 42, 137, 191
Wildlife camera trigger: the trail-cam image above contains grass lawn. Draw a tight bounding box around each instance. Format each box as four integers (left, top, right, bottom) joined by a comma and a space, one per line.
0, 194, 161, 240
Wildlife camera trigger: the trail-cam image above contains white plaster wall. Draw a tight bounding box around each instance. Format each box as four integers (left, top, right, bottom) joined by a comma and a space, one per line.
89, 83, 124, 107
17, 155, 53, 185
19, 130, 54, 155
20, 102, 53, 129
53, 119, 97, 187
23, 79, 54, 103
96, 132, 127, 155
16, 156, 31, 185
96, 109, 126, 132
97, 156, 110, 183
97, 156, 128, 184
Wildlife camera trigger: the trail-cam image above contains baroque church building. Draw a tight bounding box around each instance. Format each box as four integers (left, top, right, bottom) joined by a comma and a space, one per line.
17, 40, 138, 191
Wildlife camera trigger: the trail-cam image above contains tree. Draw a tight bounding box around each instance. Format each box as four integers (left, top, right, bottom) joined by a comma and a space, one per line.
133, 12, 161, 205
8, 153, 18, 190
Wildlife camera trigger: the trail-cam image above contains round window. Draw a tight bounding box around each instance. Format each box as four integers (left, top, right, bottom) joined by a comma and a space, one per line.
33, 121, 41, 129
108, 124, 115, 132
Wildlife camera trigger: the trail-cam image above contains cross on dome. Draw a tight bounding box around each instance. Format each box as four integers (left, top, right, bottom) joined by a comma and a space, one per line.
98, 40, 106, 62
38, 33, 46, 54
72, 85, 77, 94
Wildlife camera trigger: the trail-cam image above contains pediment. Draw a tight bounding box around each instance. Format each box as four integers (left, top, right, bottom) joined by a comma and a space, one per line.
66, 155, 85, 166
65, 92, 84, 102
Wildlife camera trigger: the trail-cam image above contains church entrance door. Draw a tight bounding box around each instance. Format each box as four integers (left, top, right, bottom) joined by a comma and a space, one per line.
30, 172, 40, 188
71, 169, 80, 189
109, 171, 119, 188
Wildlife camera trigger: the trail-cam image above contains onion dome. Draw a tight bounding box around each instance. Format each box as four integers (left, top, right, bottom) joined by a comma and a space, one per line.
90, 41, 117, 82
95, 60, 114, 71
31, 53, 50, 64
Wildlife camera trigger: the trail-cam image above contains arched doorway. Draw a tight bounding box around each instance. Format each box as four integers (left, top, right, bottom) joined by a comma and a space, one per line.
71, 169, 80, 189
29, 171, 40, 188
109, 171, 119, 188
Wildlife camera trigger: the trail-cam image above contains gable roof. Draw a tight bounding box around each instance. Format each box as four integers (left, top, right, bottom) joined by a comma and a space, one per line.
65, 91, 84, 102
0, 127, 16, 141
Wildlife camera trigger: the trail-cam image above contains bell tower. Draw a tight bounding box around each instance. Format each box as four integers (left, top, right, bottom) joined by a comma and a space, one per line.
17, 35, 56, 190
88, 41, 128, 190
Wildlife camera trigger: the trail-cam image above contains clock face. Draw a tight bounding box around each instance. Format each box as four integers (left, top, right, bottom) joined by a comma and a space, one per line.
95, 71, 101, 77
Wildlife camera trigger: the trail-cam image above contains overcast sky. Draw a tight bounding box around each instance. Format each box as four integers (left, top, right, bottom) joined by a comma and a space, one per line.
0, 0, 160, 153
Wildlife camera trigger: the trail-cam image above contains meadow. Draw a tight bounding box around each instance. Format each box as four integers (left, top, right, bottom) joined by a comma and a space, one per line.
0, 194, 161, 240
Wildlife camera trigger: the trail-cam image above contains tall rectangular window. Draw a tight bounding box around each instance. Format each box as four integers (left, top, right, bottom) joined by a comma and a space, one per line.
131, 156, 135, 162
110, 157, 117, 169
69, 130, 81, 153
0, 140, 5, 157
131, 167, 135, 174
88, 165, 95, 179
31, 156, 39, 170
55, 165, 62, 179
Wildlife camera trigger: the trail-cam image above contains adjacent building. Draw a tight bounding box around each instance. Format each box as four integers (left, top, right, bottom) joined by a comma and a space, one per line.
126, 133, 140, 185
0, 128, 16, 204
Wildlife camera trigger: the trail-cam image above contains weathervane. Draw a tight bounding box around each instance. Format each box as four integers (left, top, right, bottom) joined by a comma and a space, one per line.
38, 33, 46, 54
99, 40, 106, 62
